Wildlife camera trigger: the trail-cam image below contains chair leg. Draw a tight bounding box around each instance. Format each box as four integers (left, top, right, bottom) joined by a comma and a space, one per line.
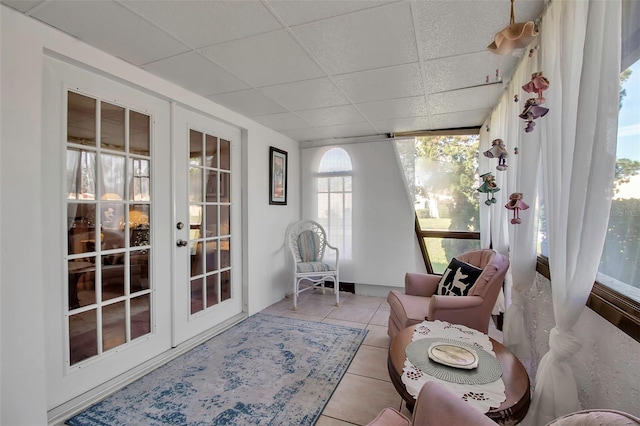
334, 275, 340, 307
292, 277, 298, 311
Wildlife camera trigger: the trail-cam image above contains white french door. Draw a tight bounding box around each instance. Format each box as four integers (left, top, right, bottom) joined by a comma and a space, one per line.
43, 57, 173, 409
172, 105, 243, 346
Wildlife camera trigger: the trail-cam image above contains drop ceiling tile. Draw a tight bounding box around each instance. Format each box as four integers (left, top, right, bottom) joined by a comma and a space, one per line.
319, 122, 379, 139
333, 63, 423, 104
251, 112, 311, 131
357, 96, 427, 122
429, 108, 493, 130
295, 105, 366, 127
428, 84, 504, 115
267, 0, 397, 26
371, 116, 431, 134
1, 0, 43, 13
422, 52, 518, 95
280, 127, 333, 142
292, 2, 418, 75
143, 52, 248, 96
259, 78, 349, 112
412, 0, 544, 61
31, 1, 189, 65
200, 30, 324, 88
122, 1, 282, 49
209, 89, 287, 117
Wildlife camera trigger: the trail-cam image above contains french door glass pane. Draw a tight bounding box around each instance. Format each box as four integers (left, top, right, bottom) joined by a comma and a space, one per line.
66, 90, 153, 366
188, 129, 232, 315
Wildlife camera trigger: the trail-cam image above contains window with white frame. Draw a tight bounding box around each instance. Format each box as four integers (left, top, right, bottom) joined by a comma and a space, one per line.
317, 148, 352, 261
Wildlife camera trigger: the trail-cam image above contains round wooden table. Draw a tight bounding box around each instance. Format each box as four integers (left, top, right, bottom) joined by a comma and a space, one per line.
388, 325, 530, 425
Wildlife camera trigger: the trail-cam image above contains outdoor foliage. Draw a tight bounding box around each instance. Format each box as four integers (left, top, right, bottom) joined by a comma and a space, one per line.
415, 135, 479, 261
600, 198, 640, 287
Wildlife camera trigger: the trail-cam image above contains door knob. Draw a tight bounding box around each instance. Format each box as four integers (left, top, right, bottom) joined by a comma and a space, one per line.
176, 239, 188, 247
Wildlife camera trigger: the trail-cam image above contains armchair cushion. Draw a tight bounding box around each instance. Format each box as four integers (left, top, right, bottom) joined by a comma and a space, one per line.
296, 261, 334, 273
436, 257, 483, 296
297, 230, 320, 262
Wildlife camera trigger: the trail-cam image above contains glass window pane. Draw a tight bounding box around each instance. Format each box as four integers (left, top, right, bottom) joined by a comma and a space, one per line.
129, 111, 150, 156
220, 238, 231, 269
191, 241, 204, 277
205, 170, 218, 203
68, 92, 96, 147
102, 301, 126, 351
69, 309, 98, 365
424, 238, 481, 274
66, 149, 96, 200
189, 167, 202, 203
220, 172, 230, 203
190, 278, 204, 314
205, 134, 218, 168
190, 130, 203, 166
99, 154, 126, 201
206, 273, 218, 307
68, 203, 97, 254
220, 205, 230, 235
129, 158, 150, 202
318, 177, 329, 193
68, 258, 96, 309
129, 204, 150, 247
205, 205, 218, 237
221, 270, 231, 301
220, 139, 230, 170
102, 253, 125, 301
101, 102, 125, 152
205, 240, 218, 273
131, 294, 151, 340
130, 250, 150, 293
598, 56, 640, 303
413, 135, 480, 232
329, 176, 344, 192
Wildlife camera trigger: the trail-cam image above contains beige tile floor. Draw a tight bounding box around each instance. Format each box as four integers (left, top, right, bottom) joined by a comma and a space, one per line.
261, 287, 504, 426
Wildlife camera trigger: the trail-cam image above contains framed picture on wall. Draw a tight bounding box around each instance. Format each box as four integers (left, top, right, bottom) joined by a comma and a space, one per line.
269, 146, 287, 205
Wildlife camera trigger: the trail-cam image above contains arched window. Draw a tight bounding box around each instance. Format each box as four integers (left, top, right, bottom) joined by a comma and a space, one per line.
317, 148, 352, 260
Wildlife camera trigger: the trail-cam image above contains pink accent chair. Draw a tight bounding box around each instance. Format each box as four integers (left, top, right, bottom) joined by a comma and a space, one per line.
367, 381, 640, 426
366, 381, 495, 426
387, 249, 509, 338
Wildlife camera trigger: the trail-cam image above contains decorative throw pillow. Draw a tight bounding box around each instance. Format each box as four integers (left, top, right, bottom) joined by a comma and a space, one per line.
436, 258, 483, 296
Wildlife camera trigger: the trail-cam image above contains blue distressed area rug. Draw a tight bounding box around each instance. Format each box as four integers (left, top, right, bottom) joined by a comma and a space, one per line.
66, 313, 367, 425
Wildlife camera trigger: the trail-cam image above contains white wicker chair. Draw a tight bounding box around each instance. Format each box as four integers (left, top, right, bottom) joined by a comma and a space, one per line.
286, 220, 339, 310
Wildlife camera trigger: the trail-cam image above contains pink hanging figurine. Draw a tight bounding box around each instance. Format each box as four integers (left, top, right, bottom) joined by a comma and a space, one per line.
522, 71, 550, 102
505, 192, 529, 224
483, 138, 509, 171
520, 71, 550, 132
477, 172, 500, 205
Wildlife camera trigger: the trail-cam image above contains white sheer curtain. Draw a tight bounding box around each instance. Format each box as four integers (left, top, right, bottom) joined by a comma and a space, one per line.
501, 48, 542, 360
522, 0, 621, 424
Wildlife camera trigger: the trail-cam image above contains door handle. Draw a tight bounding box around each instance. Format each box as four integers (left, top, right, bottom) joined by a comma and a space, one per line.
176, 239, 188, 247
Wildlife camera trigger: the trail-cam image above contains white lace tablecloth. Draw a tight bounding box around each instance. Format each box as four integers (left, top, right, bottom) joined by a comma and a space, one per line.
402, 320, 506, 413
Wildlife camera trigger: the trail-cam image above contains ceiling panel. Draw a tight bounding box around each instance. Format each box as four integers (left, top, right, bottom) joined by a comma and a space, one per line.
292, 2, 418, 75
209, 89, 288, 117
295, 105, 367, 127
428, 84, 505, 115
357, 96, 428, 122
251, 112, 311, 131
320, 122, 379, 139
279, 127, 333, 142
2, 0, 42, 13
123, 0, 283, 49
31, 1, 189, 65
429, 108, 493, 130
370, 116, 432, 134
267, 0, 398, 27
333, 63, 424, 104
143, 52, 249, 96
259, 78, 349, 112
199, 29, 325, 88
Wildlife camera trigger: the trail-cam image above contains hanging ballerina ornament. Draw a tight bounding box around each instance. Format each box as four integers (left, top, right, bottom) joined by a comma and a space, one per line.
477, 172, 500, 205
505, 192, 529, 224
519, 71, 550, 132
483, 138, 509, 171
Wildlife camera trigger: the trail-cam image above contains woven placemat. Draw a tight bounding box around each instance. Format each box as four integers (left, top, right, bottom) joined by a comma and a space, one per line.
405, 337, 503, 385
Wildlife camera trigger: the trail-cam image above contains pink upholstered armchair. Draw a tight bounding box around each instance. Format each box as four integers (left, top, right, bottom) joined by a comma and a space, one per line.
387, 249, 509, 338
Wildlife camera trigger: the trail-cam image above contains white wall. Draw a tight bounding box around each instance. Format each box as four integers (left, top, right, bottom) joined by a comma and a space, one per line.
0, 6, 299, 424
301, 141, 425, 295
524, 274, 640, 417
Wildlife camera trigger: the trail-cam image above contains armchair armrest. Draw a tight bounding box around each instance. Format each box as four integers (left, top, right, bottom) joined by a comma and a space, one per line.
405, 272, 441, 297
324, 243, 340, 268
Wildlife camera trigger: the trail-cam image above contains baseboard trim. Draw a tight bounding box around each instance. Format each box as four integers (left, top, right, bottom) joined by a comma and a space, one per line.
47, 312, 248, 425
